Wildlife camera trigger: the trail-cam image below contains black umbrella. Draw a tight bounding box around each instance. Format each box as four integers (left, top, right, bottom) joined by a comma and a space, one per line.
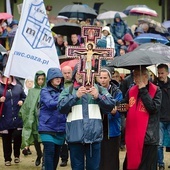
135, 43, 170, 57
51, 22, 81, 36
58, 4, 97, 20
108, 49, 170, 69
0, 44, 7, 52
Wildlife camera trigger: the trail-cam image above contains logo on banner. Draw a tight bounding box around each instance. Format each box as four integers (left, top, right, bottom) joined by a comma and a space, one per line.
22, 2, 53, 49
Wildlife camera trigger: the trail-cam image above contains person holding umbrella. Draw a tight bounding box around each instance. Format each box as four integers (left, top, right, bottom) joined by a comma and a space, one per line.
122, 67, 162, 170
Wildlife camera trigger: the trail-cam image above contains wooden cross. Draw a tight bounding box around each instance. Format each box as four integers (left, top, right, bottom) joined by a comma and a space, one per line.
66, 26, 114, 89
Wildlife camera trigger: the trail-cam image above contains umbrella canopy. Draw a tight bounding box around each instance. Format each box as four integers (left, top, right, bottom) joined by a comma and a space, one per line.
134, 33, 169, 44
58, 4, 97, 20
123, 5, 149, 15
0, 12, 13, 20
108, 49, 170, 69
60, 59, 79, 70
162, 21, 170, 29
51, 22, 81, 36
138, 18, 168, 34
130, 7, 157, 17
135, 43, 170, 57
0, 44, 7, 52
97, 11, 127, 20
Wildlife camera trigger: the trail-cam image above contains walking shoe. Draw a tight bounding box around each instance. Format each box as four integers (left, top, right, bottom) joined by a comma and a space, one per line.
120, 145, 126, 151
22, 148, 28, 155
168, 165, 170, 168
14, 157, 20, 163
5, 161, 11, 166
159, 166, 165, 170
41, 165, 45, 170
60, 161, 67, 167
27, 148, 32, 155
35, 156, 42, 166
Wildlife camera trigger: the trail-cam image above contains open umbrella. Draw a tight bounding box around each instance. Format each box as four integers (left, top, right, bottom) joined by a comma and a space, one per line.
51, 22, 81, 36
130, 7, 157, 17
0, 12, 13, 20
123, 5, 149, 16
162, 21, 170, 29
97, 11, 127, 20
138, 18, 168, 35
60, 59, 79, 70
135, 43, 170, 57
134, 33, 169, 44
58, 4, 97, 20
108, 48, 170, 69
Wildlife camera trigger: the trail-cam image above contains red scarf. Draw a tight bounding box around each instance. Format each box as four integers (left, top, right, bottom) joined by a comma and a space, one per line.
125, 83, 157, 169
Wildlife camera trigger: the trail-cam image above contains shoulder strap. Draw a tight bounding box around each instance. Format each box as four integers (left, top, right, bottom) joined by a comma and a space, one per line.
97, 84, 103, 94
69, 84, 74, 94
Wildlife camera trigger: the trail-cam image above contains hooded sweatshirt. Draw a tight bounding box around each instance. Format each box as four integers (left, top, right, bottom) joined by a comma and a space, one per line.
123, 33, 139, 52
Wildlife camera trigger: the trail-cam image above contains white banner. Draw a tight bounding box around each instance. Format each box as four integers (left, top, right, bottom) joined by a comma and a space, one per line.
4, 0, 60, 79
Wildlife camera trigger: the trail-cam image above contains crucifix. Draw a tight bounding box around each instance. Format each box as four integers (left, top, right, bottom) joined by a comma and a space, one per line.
66, 26, 114, 89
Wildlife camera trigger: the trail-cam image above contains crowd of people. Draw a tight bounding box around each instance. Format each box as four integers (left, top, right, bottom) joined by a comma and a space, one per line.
0, 7, 170, 170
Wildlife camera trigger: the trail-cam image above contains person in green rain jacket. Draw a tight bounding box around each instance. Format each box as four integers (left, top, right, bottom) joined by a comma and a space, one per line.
19, 70, 46, 166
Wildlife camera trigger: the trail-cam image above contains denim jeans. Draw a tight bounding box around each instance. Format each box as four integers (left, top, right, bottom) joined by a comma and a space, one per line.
68, 142, 101, 170
157, 122, 170, 167
43, 141, 61, 170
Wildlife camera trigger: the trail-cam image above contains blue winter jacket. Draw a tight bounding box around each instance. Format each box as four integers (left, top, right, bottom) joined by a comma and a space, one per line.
58, 84, 117, 143
110, 13, 128, 42
38, 68, 66, 134
103, 81, 123, 137
0, 81, 26, 130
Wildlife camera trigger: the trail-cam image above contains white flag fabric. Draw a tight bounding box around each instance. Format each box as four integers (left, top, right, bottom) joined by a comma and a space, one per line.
4, 0, 60, 79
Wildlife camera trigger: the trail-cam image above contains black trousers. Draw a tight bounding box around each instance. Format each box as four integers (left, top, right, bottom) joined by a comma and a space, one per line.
1, 129, 22, 162
123, 145, 158, 170
120, 114, 126, 147
33, 134, 43, 157
60, 143, 69, 162
100, 135, 120, 170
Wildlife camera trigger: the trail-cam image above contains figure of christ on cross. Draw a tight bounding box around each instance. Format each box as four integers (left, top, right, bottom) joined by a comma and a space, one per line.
66, 26, 114, 89
74, 43, 101, 85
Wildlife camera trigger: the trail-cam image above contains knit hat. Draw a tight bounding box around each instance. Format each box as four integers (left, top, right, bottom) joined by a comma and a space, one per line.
101, 67, 114, 79
120, 45, 127, 52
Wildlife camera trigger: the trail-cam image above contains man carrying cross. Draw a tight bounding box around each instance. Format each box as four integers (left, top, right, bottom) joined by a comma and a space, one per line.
58, 63, 117, 170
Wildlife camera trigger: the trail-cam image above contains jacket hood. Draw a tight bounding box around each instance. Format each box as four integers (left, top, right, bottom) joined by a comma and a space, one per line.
102, 26, 111, 34
114, 13, 122, 21
0, 75, 16, 86
123, 33, 133, 42
34, 70, 46, 88
46, 68, 63, 85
